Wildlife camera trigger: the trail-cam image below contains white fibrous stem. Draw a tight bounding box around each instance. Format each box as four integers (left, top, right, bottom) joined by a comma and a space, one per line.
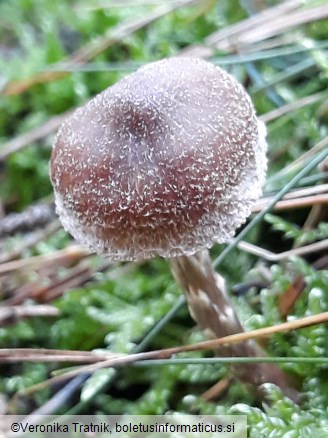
170, 250, 299, 401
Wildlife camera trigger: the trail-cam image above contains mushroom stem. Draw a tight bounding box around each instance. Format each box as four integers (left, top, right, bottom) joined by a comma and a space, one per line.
170, 250, 299, 401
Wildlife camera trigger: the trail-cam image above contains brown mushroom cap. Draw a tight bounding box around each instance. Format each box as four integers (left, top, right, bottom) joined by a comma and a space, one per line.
50, 57, 267, 261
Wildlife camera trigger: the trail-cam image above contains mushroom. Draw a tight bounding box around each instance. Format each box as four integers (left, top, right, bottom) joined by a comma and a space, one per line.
50, 57, 297, 399
50, 57, 266, 261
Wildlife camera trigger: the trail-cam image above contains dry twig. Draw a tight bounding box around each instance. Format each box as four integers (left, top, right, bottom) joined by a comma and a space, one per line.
0, 305, 59, 326
0, 245, 89, 276
12, 311, 328, 396
238, 239, 328, 262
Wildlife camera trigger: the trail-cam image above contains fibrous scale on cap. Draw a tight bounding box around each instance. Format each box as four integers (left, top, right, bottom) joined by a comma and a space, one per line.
50, 57, 267, 261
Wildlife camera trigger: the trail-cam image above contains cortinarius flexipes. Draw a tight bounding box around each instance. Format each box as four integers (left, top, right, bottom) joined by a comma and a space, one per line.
50, 58, 296, 399
50, 58, 266, 259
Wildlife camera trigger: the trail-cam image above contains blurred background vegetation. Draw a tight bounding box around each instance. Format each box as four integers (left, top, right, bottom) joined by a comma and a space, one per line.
0, 0, 328, 436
